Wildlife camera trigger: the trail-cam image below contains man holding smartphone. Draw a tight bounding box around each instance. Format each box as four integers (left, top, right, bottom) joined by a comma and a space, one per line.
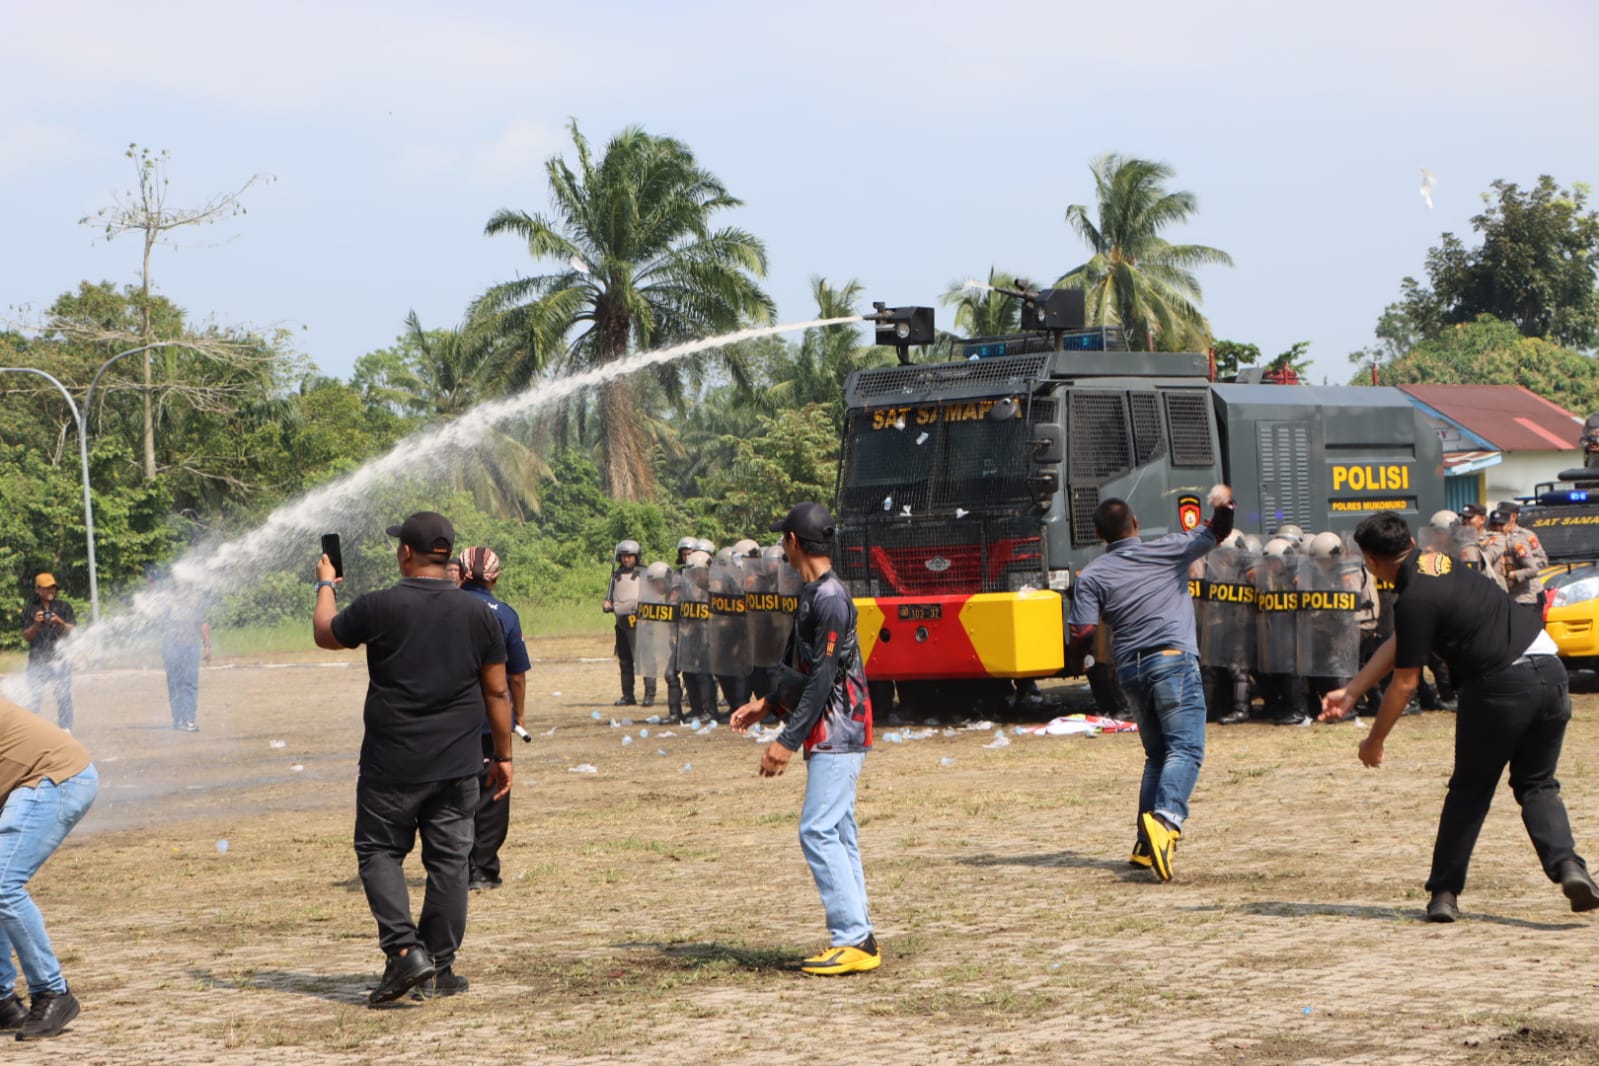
312, 512, 513, 1004
20, 575, 76, 731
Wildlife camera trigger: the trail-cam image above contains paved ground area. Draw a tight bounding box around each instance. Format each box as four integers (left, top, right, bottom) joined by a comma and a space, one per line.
16, 637, 1599, 1064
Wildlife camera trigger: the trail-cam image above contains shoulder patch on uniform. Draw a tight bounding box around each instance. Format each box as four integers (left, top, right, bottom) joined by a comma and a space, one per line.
1417, 552, 1452, 577
826, 630, 838, 655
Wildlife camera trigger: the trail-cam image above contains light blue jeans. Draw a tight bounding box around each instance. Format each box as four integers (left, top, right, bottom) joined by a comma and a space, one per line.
0, 764, 98, 996
1116, 651, 1206, 830
162, 640, 202, 726
798, 752, 872, 948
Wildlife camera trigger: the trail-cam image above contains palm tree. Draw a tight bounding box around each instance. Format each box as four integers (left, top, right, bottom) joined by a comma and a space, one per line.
941, 268, 1025, 338
1057, 154, 1233, 352
473, 121, 774, 501
766, 277, 888, 418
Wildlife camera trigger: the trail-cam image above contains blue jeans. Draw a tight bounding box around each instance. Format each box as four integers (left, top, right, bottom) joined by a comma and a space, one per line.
162, 640, 202, 726
1116, 651, 1206, 830
0, 764, 98, 996
799, 752, 871, 947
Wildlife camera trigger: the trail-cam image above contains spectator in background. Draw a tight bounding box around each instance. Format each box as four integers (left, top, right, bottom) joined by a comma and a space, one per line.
19, 575, 75, 732
145, 566, 212, 733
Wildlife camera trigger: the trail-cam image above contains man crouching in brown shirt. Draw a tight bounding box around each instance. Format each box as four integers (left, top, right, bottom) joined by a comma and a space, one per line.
0, 699, 97, 1040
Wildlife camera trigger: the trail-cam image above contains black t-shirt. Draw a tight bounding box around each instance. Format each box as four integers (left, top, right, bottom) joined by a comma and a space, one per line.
331, 578, 507, 784
1392, 550, 1540, 682
21, 599, 76, 664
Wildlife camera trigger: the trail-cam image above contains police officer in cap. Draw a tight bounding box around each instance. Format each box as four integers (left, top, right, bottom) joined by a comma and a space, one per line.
1498, 501, 1549, 622
1320, 511, 1599, 922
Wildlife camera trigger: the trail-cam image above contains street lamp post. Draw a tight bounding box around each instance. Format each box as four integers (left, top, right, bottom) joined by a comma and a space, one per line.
0, 367, 100, 622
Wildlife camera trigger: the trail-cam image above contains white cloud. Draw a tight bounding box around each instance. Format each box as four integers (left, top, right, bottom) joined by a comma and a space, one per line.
0, 121, 92, 178
396, 142, 461, 179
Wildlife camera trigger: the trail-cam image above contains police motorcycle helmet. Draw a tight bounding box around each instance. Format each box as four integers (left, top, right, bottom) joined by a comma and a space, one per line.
615, 539, 642, 563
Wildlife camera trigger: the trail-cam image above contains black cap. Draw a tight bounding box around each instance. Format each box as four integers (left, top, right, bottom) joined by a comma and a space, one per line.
769, 501, 836, 541
1460, 502, 1487, 519
1497, 500, 1521, 515
1488, 508, 1510, 526
385, 511, 455, 556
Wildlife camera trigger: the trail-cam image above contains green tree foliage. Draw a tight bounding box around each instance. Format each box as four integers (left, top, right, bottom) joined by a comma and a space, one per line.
1211, 339, 1259, 378
1398, 176, 1599, 349
1058, 154, 1233, 352
473, 121, 775, 501
1374, 316, 1599, 416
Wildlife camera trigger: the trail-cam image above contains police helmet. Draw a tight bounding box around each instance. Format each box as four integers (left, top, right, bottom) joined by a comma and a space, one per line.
731, 538, 760, 558
1275, 523, 1304, 539
713, 547, 737, 568
1428, 509, 1460, 531
676, 536, 698, 555
1298, 533, 1316, 552
762, 545, 785, 562
1308, 531, 1345, 559
644, 561, 672, 580
1220, 530, 1245, 549
685, 549, 711, 568
614, 539, 641, 562
1263, 538, 1294, 559
1240, 534, 1263, 555
695, 538, 715, 554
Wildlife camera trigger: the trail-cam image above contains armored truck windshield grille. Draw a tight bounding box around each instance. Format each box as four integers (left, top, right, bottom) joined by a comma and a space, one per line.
846, 354, 1047, 404
1129, 391, 1165, 464
834, 514, 1043, 596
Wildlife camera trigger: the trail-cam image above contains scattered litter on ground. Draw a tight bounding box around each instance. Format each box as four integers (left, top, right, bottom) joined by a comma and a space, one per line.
269, 740, 286, 749
215, 839, 229, 854
657, 730, 675, 738
1019, 714, 1139, 736
543, 726, 557, 736
983, 732, 1011, 749
591, 711, 602, 720
569, 764, 598, 774
621, 735, 633, 746
679, 763, 693, 773
940, 757, 956, 767
290, 764, 304, 772
639, 728, 649, 738
645, 715, 661, 724
656, 749, 668, 756
551, 691, 563, 697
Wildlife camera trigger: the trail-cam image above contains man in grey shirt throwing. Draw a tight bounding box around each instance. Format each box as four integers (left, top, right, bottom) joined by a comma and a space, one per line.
1067, 485, 1236, 882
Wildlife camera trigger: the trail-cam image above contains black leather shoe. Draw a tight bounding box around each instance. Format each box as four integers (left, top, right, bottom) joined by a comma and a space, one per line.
1425, 891, 1459, 923
1218, 709, 1251, 725
1559, 860, 1599, 912
412, 967, 470, 999
0, 995, 25, 1030
16, 989, 78, 1040
467, 875, 502, 891
614, 696, 637, 707
369, 948, 435, 1006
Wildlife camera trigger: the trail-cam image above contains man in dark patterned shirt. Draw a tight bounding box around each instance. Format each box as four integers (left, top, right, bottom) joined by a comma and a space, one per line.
732, 502, 877, 976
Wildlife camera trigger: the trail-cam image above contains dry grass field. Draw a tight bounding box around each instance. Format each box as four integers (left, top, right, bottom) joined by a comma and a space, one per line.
20, 637, 1599, 1065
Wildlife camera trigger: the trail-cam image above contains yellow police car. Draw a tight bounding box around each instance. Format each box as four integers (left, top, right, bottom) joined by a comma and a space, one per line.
1525, 489, 1599, 668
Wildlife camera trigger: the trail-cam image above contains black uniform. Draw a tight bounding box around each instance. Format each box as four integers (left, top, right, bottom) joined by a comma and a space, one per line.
1391, 550, 1589, 898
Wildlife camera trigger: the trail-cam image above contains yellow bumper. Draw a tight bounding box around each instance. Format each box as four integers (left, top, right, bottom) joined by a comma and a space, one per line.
1545, 605, 1599, 659
855, 590, 1065, 680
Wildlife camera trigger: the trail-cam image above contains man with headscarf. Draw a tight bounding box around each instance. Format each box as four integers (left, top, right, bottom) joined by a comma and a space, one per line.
457, 546, 530, 900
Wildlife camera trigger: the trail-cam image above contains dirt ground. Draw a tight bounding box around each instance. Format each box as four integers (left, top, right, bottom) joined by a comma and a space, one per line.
18, 636, 1599, 1065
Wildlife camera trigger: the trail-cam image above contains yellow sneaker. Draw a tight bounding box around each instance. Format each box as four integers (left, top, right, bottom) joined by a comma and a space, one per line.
1140, 812, 1180, 882
1128, 838, 1153, 869
801, 935, 881, 975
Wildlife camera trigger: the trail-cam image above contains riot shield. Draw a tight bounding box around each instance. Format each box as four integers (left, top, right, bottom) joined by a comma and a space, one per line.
635, 570, 679, 678
1200, 546, 1257, 671
1255, 552, 1299, 675
745, 552, 794, 669
1295, 557, 1361, 679
709, 550, 752, 678
677, 562, 711, 675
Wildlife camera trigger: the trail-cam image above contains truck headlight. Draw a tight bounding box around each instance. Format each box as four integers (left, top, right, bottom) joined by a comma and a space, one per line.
1552, 575, 1599, 609
1048, 569, 1071, 591
1006, 572, 1042, 593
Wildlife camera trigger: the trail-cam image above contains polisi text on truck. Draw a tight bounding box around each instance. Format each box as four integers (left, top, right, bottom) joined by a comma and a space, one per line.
1331, 463, 1411, 493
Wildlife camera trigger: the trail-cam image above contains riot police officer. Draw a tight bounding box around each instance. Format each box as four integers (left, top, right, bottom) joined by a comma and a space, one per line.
635, 561, 683, 721
603, 539, 646, 706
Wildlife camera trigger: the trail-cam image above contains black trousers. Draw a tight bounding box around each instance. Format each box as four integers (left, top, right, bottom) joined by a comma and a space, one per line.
614, 617, 637, 700
715, 673, 748, 713
683, 671, 712, 718
1426, 655, 1583, 896
472, 734, 510, 882
354, 774, 478, 968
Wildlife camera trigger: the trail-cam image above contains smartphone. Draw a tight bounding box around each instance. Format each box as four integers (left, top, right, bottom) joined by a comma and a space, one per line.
321, 533, 344, 579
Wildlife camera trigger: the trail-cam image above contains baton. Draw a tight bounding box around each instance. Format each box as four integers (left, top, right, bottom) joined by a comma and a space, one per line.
513, 723, 533, 743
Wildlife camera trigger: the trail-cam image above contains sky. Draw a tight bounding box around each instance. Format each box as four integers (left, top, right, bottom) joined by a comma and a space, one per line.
5, 0, 1598, 390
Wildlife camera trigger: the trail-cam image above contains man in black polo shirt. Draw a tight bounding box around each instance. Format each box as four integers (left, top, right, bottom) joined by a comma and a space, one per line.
1320, 511, 1599, 922
313, 511, 512, 1003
